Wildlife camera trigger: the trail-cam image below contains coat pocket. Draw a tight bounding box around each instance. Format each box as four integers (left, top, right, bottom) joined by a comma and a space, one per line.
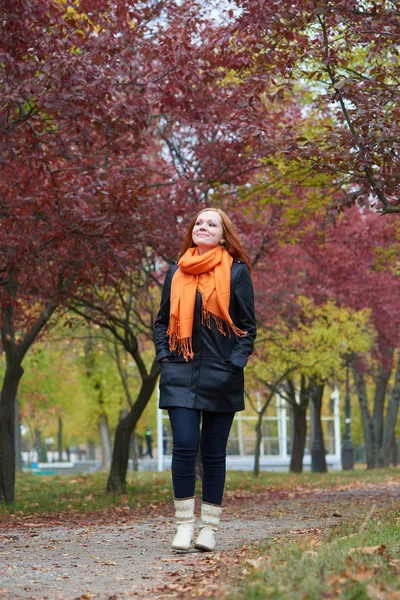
200, 358, 244, 398
222, 359, 243, 372
162, 349, 189, 363
159, 359, 193, 393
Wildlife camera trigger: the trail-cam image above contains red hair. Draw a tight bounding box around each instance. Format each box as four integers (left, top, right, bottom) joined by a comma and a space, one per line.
179, 208, 251, 270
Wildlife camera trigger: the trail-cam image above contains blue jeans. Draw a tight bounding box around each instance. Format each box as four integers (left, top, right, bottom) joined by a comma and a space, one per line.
168, 407, 234, 506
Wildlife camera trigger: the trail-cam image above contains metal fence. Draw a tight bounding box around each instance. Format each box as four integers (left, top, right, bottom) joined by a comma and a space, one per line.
157, 388, 342, 471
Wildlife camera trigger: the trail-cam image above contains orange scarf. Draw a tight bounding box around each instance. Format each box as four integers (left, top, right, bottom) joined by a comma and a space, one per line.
167, 245, 247, 361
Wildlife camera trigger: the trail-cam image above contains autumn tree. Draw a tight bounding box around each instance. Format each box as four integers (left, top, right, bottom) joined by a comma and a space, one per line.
67, 260, 162, 492
303, 209, 400, 468
201, 0, 400, 214
14, 330, 132, 466
254, 206, 400, 469
249, 299, 372, 474
0, 0, 196, 503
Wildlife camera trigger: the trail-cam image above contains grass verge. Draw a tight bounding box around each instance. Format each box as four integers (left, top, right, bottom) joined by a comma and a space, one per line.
0, 467, 398, 517
224, 466, 400, 493
228, 507, 400, 600
0, 471, 174, 516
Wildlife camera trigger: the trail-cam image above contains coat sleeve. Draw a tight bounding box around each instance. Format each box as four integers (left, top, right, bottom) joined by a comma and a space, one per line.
154, 264, 178, 362
229, 264, 257, 368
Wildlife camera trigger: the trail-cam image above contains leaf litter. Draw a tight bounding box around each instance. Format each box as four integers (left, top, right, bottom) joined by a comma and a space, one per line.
0, 480, 399, 599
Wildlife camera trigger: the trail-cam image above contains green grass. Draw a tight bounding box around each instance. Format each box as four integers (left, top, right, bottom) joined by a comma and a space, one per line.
0, 467, 398, 517
228, 508, 400, 600
0, 471, 174, 516
224, 466, 399, 492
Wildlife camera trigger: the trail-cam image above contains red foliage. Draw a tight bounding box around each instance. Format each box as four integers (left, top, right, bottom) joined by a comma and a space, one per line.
254, 207, 400, 366
1, 1, 291, 321
202, 0, 400, 214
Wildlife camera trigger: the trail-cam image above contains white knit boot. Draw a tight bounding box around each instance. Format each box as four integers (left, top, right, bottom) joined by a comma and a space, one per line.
194, 502, 223, 552
171, 497, 195, 551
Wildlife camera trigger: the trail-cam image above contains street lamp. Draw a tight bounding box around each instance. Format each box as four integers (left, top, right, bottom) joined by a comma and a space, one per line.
341, 355, 354, 470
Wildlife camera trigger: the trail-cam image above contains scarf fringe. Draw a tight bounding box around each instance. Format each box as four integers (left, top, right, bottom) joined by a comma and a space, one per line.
201, 304, 247, 339
200, 292, 247, 339
167, 315, 194, 362
167, 305, 247, 363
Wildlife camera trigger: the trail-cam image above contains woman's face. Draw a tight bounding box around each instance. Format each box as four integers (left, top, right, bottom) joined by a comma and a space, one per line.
192, 210, 224, 255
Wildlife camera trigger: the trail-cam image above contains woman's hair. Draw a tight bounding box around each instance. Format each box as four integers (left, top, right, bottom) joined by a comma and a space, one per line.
179, 208, 251, 270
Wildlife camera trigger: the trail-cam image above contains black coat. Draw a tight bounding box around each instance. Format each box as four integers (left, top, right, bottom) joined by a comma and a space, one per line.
154, 260, 256, 413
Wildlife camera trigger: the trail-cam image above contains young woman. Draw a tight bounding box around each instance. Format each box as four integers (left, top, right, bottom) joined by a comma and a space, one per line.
154, 208, 256, 552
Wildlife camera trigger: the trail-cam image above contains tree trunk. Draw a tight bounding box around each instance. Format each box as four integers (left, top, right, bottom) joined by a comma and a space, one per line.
380, 354, 400, 467
290, 402, 308, 473
373, 347, 394, 466
311, 384, 327, 473
88, 439, 96, 460
253, 412, 263, 477
392, 435, 398, 467
107, 364, 160, 493
35, 428, 47, 463
353, 367, 376, 469
15, 399, 22, 473
1, 285, 57, 504
252, 374, 293, 477
0, 363, 23, 503
57, 416, 63, 461
252, 387, 278, 477
99, 416, 112, 470
287, 375, 311, 474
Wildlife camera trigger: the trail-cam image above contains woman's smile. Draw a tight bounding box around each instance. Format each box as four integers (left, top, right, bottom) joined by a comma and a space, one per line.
192, 210, 223, 254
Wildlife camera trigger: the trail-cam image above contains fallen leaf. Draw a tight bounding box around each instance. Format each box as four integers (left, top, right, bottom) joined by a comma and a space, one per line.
365, 584, 387, 600
388, 558, 400, 572
244, 556, 269, 569
351, 567, 376, 582
348, 545, 387, 556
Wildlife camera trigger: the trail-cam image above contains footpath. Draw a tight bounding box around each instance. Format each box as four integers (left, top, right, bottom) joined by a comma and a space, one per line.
1, 481, 399, 599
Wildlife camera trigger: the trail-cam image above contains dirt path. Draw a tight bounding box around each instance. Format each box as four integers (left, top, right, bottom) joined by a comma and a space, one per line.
1, 481, 399, 600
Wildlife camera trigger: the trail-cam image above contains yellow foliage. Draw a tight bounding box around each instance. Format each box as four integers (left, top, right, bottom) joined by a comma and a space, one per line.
52, 1, 104, 38
217, 68, 243, 86
250, 298, 374, 385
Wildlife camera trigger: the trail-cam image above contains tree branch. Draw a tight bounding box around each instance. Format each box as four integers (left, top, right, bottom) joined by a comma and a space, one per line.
316, 6, 398, 213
